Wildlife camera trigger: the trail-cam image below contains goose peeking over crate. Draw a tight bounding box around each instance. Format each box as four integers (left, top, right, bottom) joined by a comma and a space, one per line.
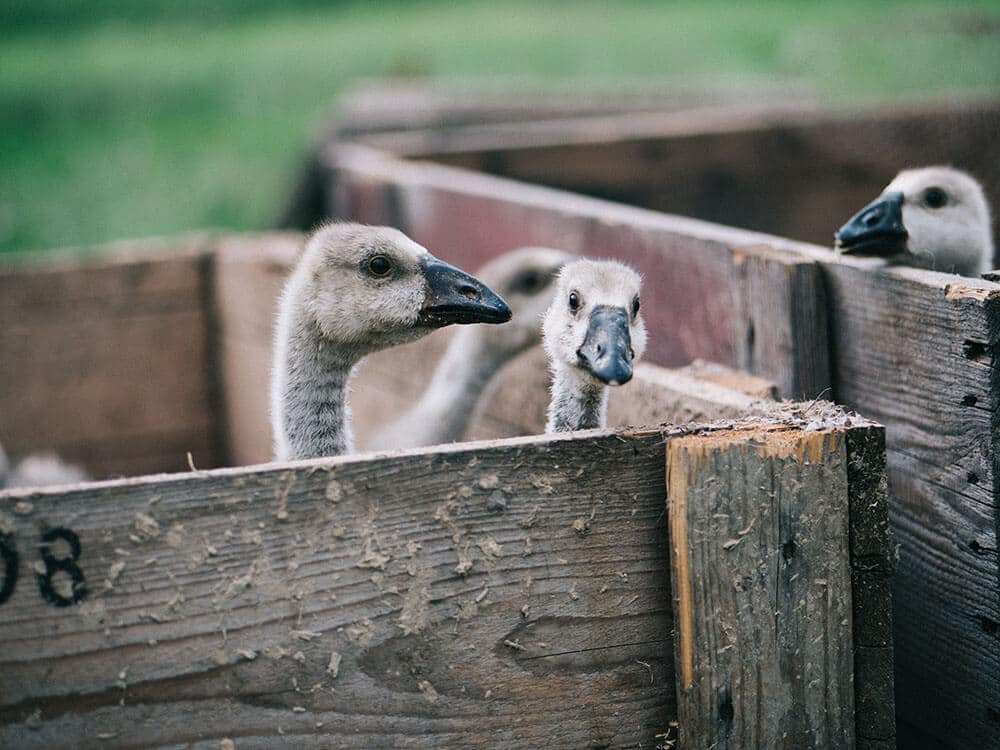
0, 235, 893, 749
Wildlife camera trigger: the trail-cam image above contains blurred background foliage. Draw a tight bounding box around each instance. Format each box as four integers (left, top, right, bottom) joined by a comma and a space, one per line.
2, 0, 999, 253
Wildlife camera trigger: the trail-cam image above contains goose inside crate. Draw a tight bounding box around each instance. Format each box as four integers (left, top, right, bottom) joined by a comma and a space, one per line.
0, 235, 892, 748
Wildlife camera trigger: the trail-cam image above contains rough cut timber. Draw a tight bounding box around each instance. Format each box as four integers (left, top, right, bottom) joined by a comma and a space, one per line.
329, 97, 1000, 251
314, 144, 999, 748
0, 236, 224, 479
0, 412, 889, 749
666, 421, 893, 750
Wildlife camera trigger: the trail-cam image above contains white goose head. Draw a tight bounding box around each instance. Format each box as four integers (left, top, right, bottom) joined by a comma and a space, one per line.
835, 166, 994, 277
543, 258, 647, 387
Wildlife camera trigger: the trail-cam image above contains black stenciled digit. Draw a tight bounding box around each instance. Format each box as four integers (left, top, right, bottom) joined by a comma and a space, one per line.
0, 531, 18, 605
37, 528, 87, 607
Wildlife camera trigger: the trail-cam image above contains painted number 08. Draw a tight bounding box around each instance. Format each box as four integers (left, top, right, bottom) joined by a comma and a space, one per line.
0, 528, 87, 607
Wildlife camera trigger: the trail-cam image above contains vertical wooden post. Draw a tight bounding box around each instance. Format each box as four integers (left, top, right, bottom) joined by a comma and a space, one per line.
667, 426, 856, 749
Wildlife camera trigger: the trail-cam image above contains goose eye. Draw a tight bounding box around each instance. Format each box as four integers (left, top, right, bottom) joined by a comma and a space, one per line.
631, 295, 640, 318
365, 255, 393, 277
568, 291, 581, 313
924, 187, 948, 209
510, 269, 544, 295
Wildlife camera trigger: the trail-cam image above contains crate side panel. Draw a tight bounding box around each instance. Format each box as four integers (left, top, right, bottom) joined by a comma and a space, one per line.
0, 431, 675, 749
823, 265, 1000, 748
0, 249, 219, 478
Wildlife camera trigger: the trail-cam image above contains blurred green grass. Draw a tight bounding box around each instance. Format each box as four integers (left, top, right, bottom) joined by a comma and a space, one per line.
2, 0, 1000, 253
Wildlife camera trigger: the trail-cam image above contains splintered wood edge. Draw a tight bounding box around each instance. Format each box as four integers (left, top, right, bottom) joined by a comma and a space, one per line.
664, 424, 848, 692
0, 411, 873, 500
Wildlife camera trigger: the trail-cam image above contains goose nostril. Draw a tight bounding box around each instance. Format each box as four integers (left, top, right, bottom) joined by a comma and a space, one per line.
595, 343, 606, 358
862, 210, 881, 227
459, 284, 479, 300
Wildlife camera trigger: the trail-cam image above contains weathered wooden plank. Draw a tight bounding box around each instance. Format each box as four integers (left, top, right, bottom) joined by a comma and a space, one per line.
667, 425, 856, 749
0, 430, 677, 749
0, 239, 224, 479
0, 411, 886, 749
817, 265, 1000, 749
214, 233, 304, 467
391, 98, 1000, 249
677, 359, 779, 400
325, 144, 831, 398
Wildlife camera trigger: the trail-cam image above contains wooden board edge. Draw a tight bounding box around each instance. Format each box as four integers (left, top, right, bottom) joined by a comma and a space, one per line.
844, 425, 896, 748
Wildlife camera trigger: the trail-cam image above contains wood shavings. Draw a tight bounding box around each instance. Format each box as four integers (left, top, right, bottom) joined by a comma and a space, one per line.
105, 560, 126, 589
572, 517, 590, 535
275, 474, 294, 521
529, 474, 555, 494
519, 505, 541, 527
289, 629, 323, 642
417, 679, 439, 703
132, 513, 160, 541
327, 651, 342, 679
479, 537, 502, 559
345, 619, 374, 647
503, 638, 526, 651
356, 505, 391, 570
13, 501, 33, 515
398, 564, 431, 635
325, 478, 342, 503
165, 523, 184, 548
220, 740, 236, 750
237, 649, 257, 661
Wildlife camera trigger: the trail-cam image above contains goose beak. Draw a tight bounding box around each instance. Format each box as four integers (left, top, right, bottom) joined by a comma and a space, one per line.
835, 191, 907, 256
418, 255, 512, 326
577, 305, 634, 385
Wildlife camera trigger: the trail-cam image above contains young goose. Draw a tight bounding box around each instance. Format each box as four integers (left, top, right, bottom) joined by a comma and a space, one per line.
270, 223, 511, 460
372, 246, 572, 450
835, 166, 994, 276
542, 259, 647, 432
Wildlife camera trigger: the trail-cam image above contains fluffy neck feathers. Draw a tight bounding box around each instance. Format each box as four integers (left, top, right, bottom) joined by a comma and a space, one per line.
273, 305, 359, 461
546, 363, 608, 432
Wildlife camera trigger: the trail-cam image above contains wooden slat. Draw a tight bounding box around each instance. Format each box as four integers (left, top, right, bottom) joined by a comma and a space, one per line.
667, 425, 855, 749
0, 413, 886, 748
0, 430, 675, 748
818, 265, 1000, 749
325, 144, 831, 399
213, 233, 305, 467
0, 239, 223, 479
389, 98, 1000, 250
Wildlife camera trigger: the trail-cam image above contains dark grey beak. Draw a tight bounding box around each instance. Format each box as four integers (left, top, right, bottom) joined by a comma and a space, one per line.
418, 255, 512, 327
577, 305, 634, 385
835, 191, 907, 256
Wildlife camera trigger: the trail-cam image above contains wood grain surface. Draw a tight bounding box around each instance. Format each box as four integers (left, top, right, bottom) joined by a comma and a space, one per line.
0, 237, 223, 479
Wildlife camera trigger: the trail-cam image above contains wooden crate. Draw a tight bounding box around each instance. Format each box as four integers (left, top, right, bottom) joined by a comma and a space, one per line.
0, 413, 890, 749
0, 234, 893, 748
288, 94, 1000, 250
294, 143, 997, 749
